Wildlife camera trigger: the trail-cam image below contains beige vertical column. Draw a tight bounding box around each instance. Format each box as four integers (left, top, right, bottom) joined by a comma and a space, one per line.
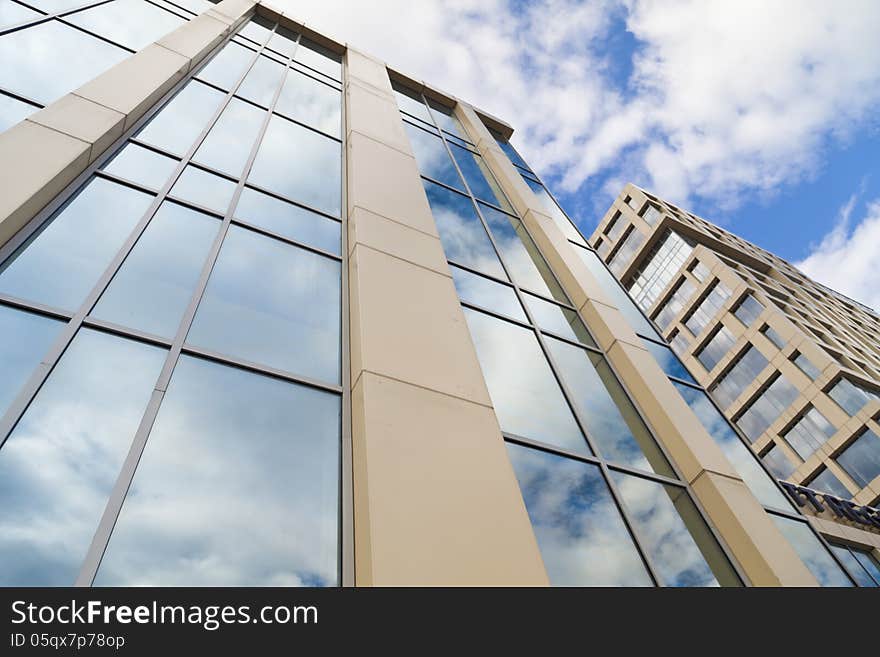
0, 0, 256, 247
456, 103, 817, 586
344, 50, 548, 585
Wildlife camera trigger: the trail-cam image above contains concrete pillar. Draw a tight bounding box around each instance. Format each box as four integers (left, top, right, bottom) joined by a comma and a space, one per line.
345, 48, 548, 585
456, 102, 818, 586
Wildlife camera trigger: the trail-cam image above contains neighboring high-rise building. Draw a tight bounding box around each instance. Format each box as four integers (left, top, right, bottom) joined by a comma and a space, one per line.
0, 0, 877, 587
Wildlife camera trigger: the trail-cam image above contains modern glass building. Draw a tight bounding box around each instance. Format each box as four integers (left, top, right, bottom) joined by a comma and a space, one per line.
0, 0, 876, 587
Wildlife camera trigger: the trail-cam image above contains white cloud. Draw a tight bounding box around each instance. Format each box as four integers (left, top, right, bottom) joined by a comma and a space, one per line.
796, 194, 880, 312
264, 0, 880, 221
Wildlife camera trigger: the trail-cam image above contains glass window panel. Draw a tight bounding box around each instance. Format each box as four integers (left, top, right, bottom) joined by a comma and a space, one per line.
392, 84, 432, 124
695, 325, 736, 372
422, 180, 505, 279
266, 25, 298, 57
426, 99, 466, 139
761, 323, 786, 349
733, 294, 763, 327
506, 443, 653, 586
520, 173, 586, 245
0, 93, 37, 133
479, 203, 565, 300
523, 293, 593, 345
160, 0, 209, 14
672, 382, 793, 510
66, 0, 185, 51
807, 467, 851, 499
783, 407, 835, 461
236, 54, 285, 107
95, 356, 339, 586
136, 81, 226, 156
249, 114, 341, 217
188, 225, 340, 384
792, 352, 821, 380
546, 337, 671, 475
641, 338, 696, 383
575, 246, 661, 339
713, 346, 769, 409
464, 309, 587, 455
830, 545, 879, 587
102, 142, 178, 190
0, 305, 63, 418
828, 378, 877, 416
770, 515, 853, 586
170, 165, 236, 214
195, 41, 254, 91
1, 0, 41, 28
294, 38, 341, 81
762, 444, 796, 479
237, 15, 274, 46
193, 97, 265, 177
836, 429, 880, 488
852, 549, 880, 586
0, 178, 153, 310
275, 69, 341, 138
403, 121, 464, 191
450, 143, 510, 210
91, 202, 219, 338
0, 329, 165, 585
497, 138, 530, 171
611, 473, 737, 587
234, 187, 340, 255
0, 19, 128, 104
451, 266, 525, 322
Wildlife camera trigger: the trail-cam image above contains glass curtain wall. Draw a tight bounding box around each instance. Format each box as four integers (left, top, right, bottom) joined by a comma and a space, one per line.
396, 84, 744, 587
484, 122, 856, 586
0, 15, 345, 586
0, 0, 217, 133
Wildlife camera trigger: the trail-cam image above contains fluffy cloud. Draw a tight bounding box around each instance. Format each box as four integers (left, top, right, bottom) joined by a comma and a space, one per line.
796, 195, 880, 312
267, 0, 880, 212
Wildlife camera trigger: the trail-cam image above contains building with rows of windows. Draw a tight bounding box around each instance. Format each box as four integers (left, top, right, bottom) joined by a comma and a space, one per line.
0, 0, 877, 587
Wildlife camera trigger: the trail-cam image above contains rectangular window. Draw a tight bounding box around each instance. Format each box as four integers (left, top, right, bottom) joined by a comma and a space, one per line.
670, 330, 690, 356
733, 293, 763, 327
464, 308, 587, 455
641, 338, 696, 383
712, 346, 769, 409
735, 374, 799, 442
95, 356, 340, 586
0, 329, 165, 585
639, 204, 663, 226
761, 445, 795, 479
761, 323, 786, 349
829, 542, 880, 587
627, 229, 693, 310
684, 280, 731, 336
807, 467, 851, 499
608, 227, 645, 277
689, 260, 710, 283
828, 378, 878, 416
654, 278, 696, 329
791, 352, 821, 380
695, 325, 736, 372
505, 443, 653, 586
770, 515, 852, 586
836, 428, 880, 488
782, 407, 836, 461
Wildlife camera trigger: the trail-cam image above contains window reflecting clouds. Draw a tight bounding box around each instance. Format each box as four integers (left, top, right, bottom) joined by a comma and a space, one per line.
547, 337, 671, 475
770, 515, 853, 586
234, 187, 340, 255
642, 339, 695, 382
0, 329, 165, 585
195, 40, 255, 92
188, 225, 340, 384
91, 202, 220, 338
170, 165, 236, 214
404, 121, 464, 191
96, 356, 340, 586
65, 0, 185, 51
422, 180, 505, 279
275, 70, 340, 138
523, 293, 593, 345
194, 97, 265, 177
236, 55, 285, 108
451, 266, 526, 322
0, 19, 128, 105
0, 305, 63, 419
249, 114, 341, 217
0, 178, 153, 311
506, 443, 652, 586
611, 472, 736, 587
464, 309, 587, 455
137, 81, 226, 156
450, 143, 511, 211
0, 93, 36, 132
102, 142, 179, 190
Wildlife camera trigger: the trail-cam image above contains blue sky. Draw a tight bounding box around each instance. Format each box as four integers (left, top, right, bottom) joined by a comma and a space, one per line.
274, 0, 880, 308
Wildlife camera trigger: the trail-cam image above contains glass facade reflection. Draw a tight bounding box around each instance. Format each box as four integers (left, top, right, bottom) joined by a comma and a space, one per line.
404, 87, 739, 587
0, 15, 344, 586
